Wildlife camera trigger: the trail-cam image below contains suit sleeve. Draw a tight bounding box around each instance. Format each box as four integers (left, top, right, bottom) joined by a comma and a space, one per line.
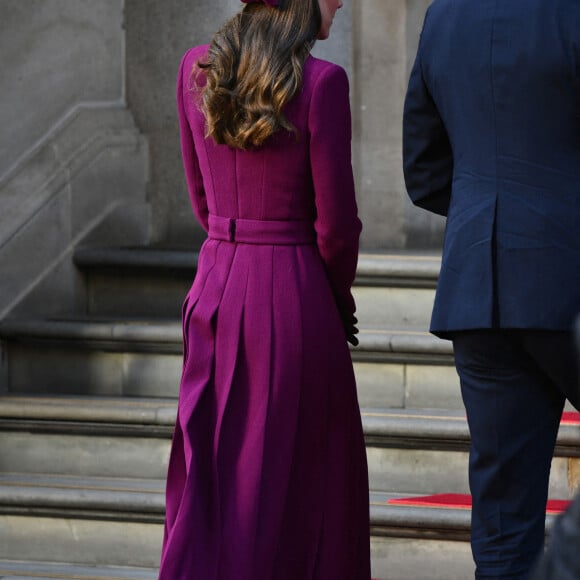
309, 65, 362, 324
402, 32, 453, 217
177, 49, 209, 232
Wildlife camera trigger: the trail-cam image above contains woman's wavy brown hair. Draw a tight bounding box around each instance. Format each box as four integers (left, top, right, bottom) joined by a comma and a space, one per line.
197, 0, 321, 149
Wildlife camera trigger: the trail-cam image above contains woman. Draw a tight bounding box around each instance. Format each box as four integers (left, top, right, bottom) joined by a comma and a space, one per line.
159, 0, 370, 577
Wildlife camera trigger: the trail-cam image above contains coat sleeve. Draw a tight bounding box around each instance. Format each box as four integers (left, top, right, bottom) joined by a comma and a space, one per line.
177, 49, 209, 232
309, 65, 362, 325
528, 492, 580, 580
402, 28, 453, 217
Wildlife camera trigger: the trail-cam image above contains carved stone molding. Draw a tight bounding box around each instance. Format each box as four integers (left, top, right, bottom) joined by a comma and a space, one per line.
0, 105, 149, 320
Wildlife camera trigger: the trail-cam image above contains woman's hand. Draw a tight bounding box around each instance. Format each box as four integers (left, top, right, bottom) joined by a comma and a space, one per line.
342, 313, 359, 346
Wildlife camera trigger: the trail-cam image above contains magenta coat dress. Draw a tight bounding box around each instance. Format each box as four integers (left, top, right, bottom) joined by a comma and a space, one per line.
159, 44, 370, 580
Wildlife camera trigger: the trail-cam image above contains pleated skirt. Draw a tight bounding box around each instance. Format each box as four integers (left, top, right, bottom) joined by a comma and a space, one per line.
159, 238, 370, 580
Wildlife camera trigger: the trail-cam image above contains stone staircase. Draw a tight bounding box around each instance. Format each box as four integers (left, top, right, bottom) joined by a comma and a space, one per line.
0, 249, 578, 579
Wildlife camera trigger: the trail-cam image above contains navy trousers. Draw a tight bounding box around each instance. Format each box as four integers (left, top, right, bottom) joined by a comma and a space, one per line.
452, 330, 580, 580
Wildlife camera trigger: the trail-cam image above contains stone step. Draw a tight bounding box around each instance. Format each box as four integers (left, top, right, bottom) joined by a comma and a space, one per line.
0, 396, 173, 479
371, 490, 474, 579
74, 247, 440, 328
74, 248, 441, 288
365, 408, 579, 500
0, 473, 163, 570
355, 253, 440, 331
0, 318, 460, 408
1, 396, 578, 497
0, 473, 164, 520
0, 473, 563, 580
74, 247, 199, 320
0, 560, 158, 580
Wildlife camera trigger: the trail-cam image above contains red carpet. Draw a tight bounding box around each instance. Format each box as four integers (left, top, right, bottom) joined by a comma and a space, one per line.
388, 493, 572, 514
561, 411, 580, 424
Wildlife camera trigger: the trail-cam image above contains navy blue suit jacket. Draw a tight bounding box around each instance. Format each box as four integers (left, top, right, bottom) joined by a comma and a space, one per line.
403, 0, 580, 336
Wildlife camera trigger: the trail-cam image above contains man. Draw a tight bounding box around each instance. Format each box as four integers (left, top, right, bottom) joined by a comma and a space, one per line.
402, 1, 580, 578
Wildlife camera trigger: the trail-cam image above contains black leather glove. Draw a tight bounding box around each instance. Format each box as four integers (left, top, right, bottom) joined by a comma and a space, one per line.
341, 313, 359, 346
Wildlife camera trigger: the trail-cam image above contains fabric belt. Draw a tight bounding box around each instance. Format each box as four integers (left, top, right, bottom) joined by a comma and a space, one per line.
208, 214, 316, 245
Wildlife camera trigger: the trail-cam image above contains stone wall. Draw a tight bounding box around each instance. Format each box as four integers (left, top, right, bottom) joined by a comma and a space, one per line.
0, 0, 125, 177
0, 0, 149, 319
352, 0, 444, 249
